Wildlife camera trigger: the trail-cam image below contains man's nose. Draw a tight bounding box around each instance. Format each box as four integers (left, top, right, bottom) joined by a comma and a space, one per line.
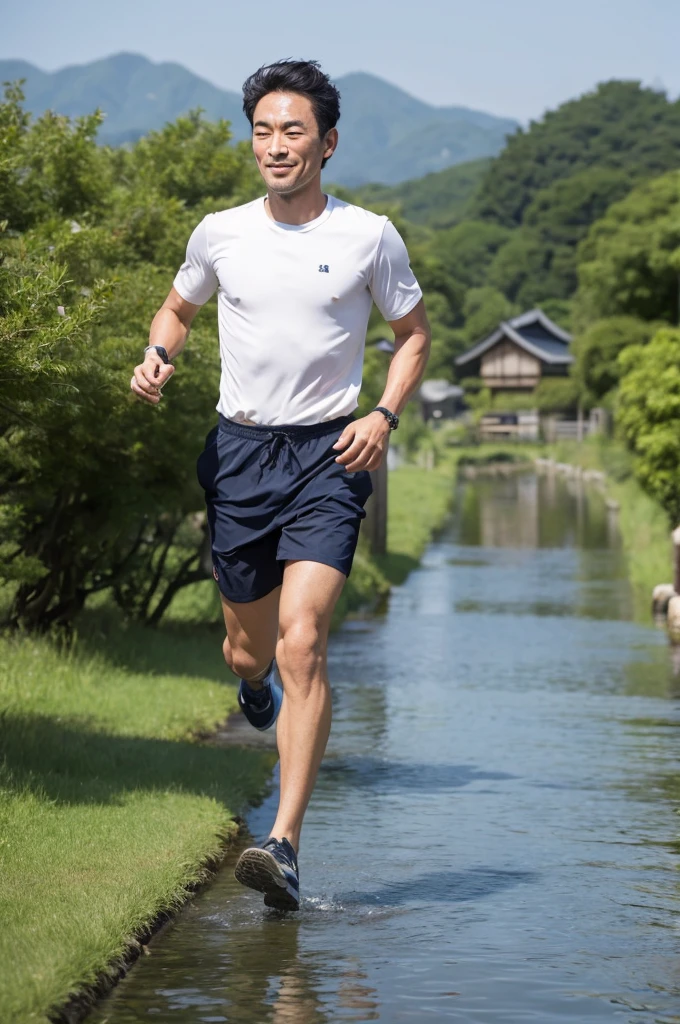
268, 132, 289, 157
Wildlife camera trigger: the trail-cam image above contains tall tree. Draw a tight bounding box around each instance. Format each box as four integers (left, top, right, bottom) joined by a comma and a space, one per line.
576, 170, 680, 327
617, 328, 680, 525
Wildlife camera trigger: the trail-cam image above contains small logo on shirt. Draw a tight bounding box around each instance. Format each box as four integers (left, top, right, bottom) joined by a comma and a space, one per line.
318, 264, 329, 273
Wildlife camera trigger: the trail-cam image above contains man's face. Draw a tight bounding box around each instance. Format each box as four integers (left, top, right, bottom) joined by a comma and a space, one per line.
251, 91, 337, 196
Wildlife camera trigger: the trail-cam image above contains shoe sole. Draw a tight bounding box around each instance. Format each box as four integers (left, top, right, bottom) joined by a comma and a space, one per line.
234, 848, 299, 911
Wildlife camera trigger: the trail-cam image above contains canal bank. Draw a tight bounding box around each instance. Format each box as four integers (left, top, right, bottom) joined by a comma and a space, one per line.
88, 465, 680, 1024
0, 457, 465, 1024
545, 438, 672, 619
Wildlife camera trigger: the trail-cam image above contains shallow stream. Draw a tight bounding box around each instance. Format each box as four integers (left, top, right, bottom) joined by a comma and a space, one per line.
91, 470, 680, 1023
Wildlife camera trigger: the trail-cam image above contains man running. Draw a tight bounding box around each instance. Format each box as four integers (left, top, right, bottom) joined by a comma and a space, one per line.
130, 59, 430, 911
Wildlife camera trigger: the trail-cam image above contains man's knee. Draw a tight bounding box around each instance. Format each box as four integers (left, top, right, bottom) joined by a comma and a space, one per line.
276, 619, 326, 687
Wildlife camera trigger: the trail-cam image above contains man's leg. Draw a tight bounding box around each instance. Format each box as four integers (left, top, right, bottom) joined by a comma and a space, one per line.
220, 586, 281, 684
269, 559, 346, 853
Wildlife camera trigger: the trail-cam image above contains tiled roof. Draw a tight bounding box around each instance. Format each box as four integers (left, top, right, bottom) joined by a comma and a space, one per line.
456, 309, 573, 367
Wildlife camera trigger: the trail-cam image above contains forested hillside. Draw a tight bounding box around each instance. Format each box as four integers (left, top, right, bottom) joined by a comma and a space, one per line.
352, 158, 490, 227
0, 53, 517, 185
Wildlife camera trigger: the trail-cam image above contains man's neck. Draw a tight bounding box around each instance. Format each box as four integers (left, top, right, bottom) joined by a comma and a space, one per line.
264, 183, 328, 226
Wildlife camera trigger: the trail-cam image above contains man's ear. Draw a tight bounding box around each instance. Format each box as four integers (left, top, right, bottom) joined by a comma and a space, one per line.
323, 127, 339, 162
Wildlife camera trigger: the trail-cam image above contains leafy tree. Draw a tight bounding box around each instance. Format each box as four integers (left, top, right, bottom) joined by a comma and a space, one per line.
121, 110, 260, 208
0, 84, 258, 630
0, 235, 222, 629
537, 298, 573, 332
431, 220, 511, 291
531, 376, 580, 413
461, 286, 517, 342
486, 230, 547, 304
576, 170, 680, 326
0, 83, 111, 232
617, 328, 680, 524
524, 168, 632, 248
571, 316, 661, 407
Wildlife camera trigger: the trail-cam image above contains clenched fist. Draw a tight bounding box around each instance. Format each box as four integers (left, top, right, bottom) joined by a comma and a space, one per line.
130, 351, 175, 405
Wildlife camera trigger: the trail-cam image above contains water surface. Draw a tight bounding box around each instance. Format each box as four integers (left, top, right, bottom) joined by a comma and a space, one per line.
91, 471, 680, 1023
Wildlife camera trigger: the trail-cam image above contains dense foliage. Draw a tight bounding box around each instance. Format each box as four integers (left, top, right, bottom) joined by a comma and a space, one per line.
575, 171, 680, 325
0, 85, 263, 629
617, 329, 680, 525
569, 317, 662, 407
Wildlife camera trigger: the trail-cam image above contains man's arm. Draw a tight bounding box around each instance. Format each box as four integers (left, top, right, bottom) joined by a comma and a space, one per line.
333, 298, 431, 471
130, 287, 202, 405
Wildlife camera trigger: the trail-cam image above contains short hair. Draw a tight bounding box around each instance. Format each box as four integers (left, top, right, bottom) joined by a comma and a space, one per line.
242, 59, 341, 167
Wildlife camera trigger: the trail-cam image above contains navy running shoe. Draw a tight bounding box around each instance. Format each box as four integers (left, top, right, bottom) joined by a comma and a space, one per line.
238, 660, 283, 731
234, 837, 300, 911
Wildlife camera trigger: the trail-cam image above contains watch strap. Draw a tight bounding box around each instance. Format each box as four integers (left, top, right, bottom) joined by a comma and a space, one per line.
373, 406, 399, 430
144, 345, 170, 364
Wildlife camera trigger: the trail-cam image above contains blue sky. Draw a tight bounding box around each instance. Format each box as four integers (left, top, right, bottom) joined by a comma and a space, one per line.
2, 0, 678, 122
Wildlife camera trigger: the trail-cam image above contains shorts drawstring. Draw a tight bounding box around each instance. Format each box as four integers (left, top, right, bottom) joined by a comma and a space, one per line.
258, 432, 302, 478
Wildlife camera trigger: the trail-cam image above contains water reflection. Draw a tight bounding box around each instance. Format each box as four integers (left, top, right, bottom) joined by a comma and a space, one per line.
90, 471, 680, 1024
457, 471, 617, 550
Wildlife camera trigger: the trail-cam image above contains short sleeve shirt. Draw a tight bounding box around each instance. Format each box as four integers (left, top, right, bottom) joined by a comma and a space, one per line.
173, 194, 422, 425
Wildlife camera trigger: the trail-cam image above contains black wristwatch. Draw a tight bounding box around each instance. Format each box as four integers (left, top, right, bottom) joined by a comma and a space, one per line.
144, 345, 170, 364
373, 406, 399, 430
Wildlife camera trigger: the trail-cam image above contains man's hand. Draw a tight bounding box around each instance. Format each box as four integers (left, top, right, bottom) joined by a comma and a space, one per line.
332, 412, 391, 472
130, 351, 175, 405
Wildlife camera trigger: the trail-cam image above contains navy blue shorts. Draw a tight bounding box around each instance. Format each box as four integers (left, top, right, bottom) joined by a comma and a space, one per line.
197, 414, 373, 604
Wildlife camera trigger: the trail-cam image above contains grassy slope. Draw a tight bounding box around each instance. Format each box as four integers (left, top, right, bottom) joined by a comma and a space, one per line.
550, 438, 672, 617
379, 460, 461, 582
0, 626, 275, 1023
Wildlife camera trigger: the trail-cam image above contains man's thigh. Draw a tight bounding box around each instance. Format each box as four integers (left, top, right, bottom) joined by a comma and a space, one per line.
279, 560, 346, 640
220, 586, 281, 661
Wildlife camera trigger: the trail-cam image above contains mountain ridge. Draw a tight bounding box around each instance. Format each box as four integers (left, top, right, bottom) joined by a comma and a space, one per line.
0, 53, 518, 185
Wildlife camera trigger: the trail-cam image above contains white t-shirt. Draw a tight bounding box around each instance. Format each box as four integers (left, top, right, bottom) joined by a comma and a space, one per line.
173, 194, 422, 425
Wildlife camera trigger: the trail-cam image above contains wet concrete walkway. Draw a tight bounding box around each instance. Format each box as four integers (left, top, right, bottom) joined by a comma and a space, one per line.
90, 471, 680, 1023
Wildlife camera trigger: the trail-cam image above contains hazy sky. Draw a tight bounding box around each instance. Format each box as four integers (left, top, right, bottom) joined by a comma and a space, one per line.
2, 0, 677, 122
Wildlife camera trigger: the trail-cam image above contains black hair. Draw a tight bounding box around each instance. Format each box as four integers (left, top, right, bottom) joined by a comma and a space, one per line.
242, 59, 341, 167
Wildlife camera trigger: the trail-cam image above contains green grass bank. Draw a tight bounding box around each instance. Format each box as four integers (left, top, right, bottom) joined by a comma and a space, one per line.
0, 459, 463, 1024
0, 622, 277, 1024
548, 437, 672, 618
